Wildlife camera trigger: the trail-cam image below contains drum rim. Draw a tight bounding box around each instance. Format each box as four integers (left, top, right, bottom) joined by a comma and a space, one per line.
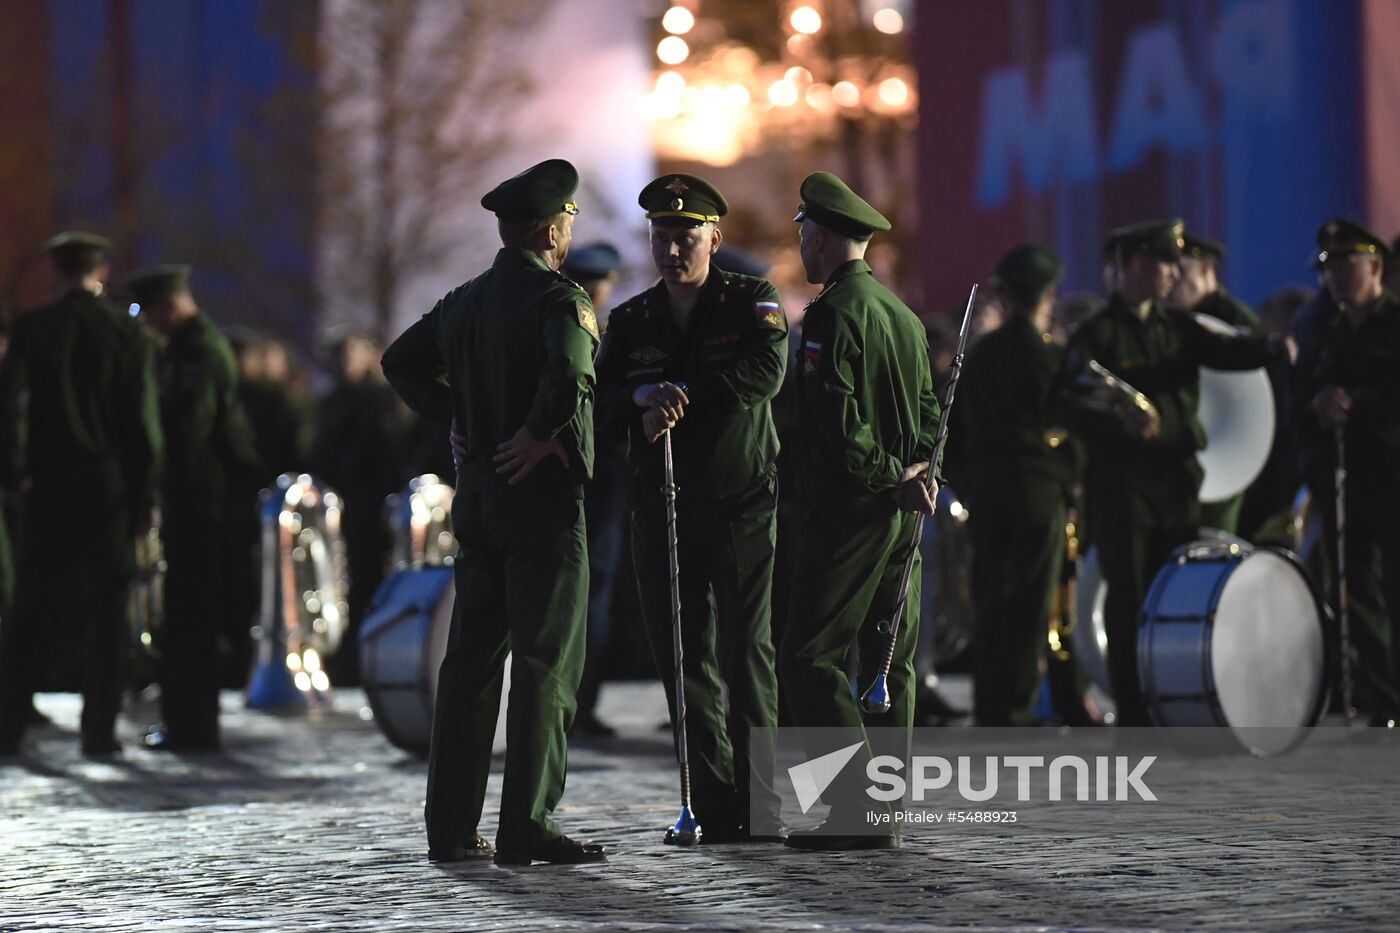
1138, 544, 1331, 756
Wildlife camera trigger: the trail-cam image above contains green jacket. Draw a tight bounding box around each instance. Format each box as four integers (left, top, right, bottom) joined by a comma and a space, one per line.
961, 313, 1080, 488
1292, 290, 1400, 493
789, 259, 939, 505
381, 247, 598, 497
1193, 288, 1264, 335
1054, 291, 1274, 471
158, 312, 259, 521
0, 288, 162, 526
594, 269, 787, 501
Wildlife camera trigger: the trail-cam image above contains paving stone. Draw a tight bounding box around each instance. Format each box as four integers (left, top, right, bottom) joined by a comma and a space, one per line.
0, 680, 1396, 931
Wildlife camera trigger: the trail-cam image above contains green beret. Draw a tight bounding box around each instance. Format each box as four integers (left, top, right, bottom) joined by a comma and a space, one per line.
794, 171, 891, 240
1315, 217, 1391, 265
481, 159, 580, 221
1182, 232, 1225, 263
639, 174, 727, 227
1108, 218, 1185, 261
127, 264, 192, 306
993, 244, 1063, 303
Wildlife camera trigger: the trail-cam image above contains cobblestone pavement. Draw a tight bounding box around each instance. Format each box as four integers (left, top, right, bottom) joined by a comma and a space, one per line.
2, 678, 1397, 932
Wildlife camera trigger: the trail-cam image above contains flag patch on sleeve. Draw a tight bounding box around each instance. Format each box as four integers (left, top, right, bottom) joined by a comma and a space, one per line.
754, 300, 785, 330
803, 340, 822, 374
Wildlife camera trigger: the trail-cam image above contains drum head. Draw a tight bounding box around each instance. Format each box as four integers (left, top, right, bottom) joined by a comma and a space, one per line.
1211, 550, 1325, 754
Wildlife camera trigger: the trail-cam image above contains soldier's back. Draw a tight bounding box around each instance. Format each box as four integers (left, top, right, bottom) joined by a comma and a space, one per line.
433, 249, 591, 487
10, 292, 145, 487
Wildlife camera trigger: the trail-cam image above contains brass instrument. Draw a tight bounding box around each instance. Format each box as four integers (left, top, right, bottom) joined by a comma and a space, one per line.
248, 473, 350, 707
386, 474, 457, 570
1078, 359, 1160, 428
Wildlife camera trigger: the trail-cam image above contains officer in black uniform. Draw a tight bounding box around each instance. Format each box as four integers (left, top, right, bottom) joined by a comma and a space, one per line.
0, 233, 162, 756
134, 265, 261, 752
1293, 218, 1400, 725
962, 244, 1079, 725
595, 174, 787, 842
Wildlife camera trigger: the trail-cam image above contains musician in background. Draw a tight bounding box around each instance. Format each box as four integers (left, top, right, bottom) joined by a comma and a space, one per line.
311, 328, 409, 685
1052, 219, 1295, 726
135, 265, 261, 752
1292, 218, 1400, 726
1170, 232, 1266, 535
0, 234, 162, 758
561, 242, 626, 738
962, 245, 1080, 726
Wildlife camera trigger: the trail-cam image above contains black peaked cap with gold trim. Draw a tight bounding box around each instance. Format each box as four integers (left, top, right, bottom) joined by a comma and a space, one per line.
1107, 218, 1185, 261
127, 264, 192, 306
794, 171, 891, 240
481, 159, 580, 220
1182, 232, 1225, 263
1315, 217, 1391, 265
640, 174, 728, 227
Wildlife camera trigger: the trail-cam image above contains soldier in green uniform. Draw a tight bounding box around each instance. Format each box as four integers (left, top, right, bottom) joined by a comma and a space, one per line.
1171, 232, 1267, 535
1052, 219, 1296, 726
1293, 218, 1400, 725
962, 244, 1078, 726
134, 265, 260, 752
779, 173, 939, 850
380, 159, 605, 865
0, 232, 163, 757
594, 174, 787, 842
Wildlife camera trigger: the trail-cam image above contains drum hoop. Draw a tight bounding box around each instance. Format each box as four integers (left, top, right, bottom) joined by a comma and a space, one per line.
1138, 546, 1243, 729
1138, 545, 1332, 754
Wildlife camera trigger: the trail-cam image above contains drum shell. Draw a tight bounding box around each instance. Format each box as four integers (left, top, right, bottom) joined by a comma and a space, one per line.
1138, 545, 1328, 755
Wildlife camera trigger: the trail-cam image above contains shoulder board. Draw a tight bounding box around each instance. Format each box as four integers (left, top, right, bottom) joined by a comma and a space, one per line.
717, 271, 764, 295
610, 286, 660, 324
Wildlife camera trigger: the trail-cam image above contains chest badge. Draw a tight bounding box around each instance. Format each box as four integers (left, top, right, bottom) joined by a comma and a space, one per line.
630, 345, 667, 365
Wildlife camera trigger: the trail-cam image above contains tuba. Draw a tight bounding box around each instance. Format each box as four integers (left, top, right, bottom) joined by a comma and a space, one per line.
247, 473, 350, 707
386, 474, 457, 570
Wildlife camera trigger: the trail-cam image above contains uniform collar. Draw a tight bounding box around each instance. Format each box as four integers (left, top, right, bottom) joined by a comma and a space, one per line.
807, 258, 871, 308
1108, 290, 1164, 325
824, 258, 871, 288
496, 247, 553, 273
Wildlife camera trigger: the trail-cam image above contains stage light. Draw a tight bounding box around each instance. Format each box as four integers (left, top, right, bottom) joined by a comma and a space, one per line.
790, 6, 822, 34
873, 8, 904, 34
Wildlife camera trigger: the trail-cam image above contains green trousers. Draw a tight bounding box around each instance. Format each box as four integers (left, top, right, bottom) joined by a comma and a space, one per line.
160, 510, 225, 745
780, 496, 921, 813
425, 490, 588, 851
968, 475, 1066, 726
0, 490, 131, 747
1324, 488, 1400, 716
1088, 464, 1200, 727
629, 474, 781, 832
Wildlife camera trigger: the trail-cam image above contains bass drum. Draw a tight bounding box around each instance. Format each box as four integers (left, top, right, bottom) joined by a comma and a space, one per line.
916, 486, 975, 676
1138, 542, 1327, 755
1074, 527, 1248, 696
358, 566, 510, 756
